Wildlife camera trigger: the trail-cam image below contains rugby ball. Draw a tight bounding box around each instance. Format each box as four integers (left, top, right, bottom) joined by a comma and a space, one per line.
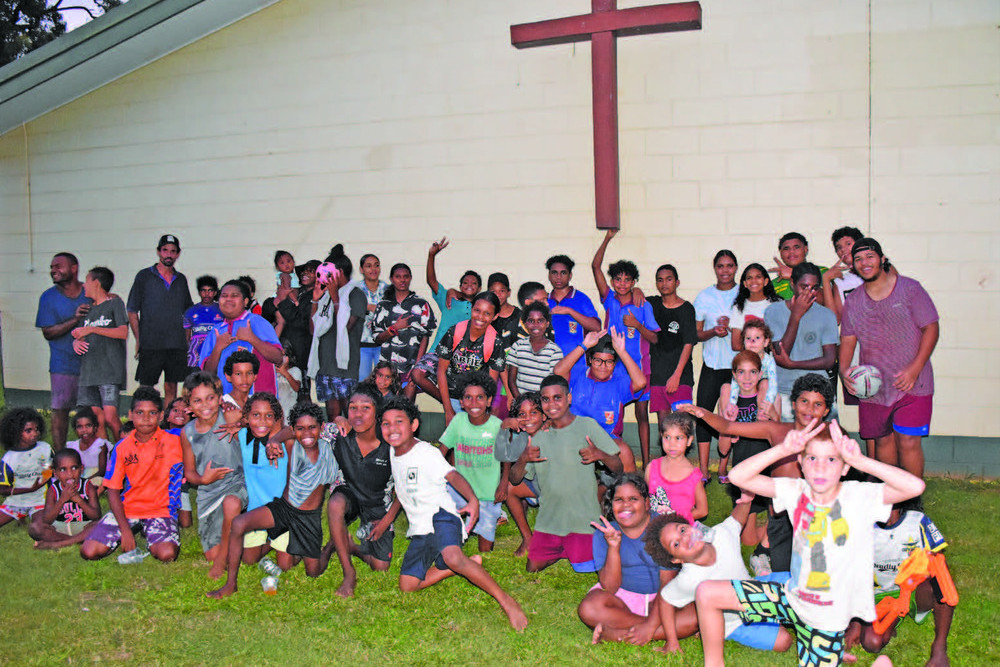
846, 365, 883, 399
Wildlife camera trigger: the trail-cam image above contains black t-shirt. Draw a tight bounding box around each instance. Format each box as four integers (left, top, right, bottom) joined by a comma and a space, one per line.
436, 325, 507, 399
492, 306, 522, 349
332, 433, 392, 523
649, 300, 697, 385
126, 266, 193, 350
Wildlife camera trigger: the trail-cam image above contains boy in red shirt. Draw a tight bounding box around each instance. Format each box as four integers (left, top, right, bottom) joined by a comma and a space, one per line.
80, 387, 184, 562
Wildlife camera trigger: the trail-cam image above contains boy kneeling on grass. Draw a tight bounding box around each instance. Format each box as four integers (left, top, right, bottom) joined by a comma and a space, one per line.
695, 419, 924, 667
378, 397, 528, 631
80, 387, 184, 563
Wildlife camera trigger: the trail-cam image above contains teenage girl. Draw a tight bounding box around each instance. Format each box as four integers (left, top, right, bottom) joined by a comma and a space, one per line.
729, 263, 780, 352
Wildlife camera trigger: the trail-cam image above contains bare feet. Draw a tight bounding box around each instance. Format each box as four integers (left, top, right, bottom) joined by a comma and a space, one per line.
335, 569, 357, 598
513, 540, 528, 558
872, 657, 893, 667
207, 584, 236, 599
207, 560, 226, 579
591, 623, 605, 645
499, 593, 528, 632
470, 554, 482, 565
842, 652, 859, 664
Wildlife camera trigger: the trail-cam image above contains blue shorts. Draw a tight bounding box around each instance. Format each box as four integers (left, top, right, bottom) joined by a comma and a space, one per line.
315, 374, 357, 402
399, 509, 464, 580
726, 572, 789, 651
447, 486, 503, 542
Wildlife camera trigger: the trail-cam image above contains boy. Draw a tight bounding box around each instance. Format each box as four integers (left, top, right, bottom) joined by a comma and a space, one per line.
821, 227, 864, 324
221, 349, 258, 417
510, 375, 623, 573
209, 402, 338, 598
379, 397, 528, 630
847, 498, 953, 667
591, 229, 659, 467
644, 495, 792, 654
29, 448, 100, 549
769, 232, 827, 301
81, 387, 184, 563
183, 274, 223, 375
437, 372, 506, 552
409, 237, 482, 402
507, 302, 563, 396
546, 254, 601, 380
71, 266, 128, 442
696, 419, 925, 667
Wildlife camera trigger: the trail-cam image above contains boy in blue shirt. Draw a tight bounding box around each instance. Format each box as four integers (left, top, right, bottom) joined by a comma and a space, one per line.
183, 275, 223, 375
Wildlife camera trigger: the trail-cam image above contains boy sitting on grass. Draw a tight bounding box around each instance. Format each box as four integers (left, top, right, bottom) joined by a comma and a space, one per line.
695, 419, 925, 667
81, 387, 184, 563
510, 374, 623, 573
437, 372, 506, 553
379, 397, 528, 631
30, 448, 100, 550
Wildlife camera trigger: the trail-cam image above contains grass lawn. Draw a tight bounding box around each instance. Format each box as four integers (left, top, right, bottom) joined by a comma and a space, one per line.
2, 472, 998, 666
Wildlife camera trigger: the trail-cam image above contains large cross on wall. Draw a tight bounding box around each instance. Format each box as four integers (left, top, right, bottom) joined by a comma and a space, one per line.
511, 1, 702, 229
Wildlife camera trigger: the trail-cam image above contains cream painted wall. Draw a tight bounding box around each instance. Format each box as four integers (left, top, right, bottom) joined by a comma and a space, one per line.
0, 0, 997, 436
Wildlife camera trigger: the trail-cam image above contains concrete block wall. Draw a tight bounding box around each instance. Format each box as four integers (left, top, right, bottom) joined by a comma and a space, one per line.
0, 0, 997, 438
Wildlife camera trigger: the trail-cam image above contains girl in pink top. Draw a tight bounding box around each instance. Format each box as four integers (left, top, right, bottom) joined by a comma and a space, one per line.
644, 413, 707, 522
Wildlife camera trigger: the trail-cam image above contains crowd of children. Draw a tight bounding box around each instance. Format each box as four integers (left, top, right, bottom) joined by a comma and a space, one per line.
1, 227, 954, 665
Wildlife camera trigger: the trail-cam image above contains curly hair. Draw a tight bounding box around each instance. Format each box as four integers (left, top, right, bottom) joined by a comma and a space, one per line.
0, 407, 45, 450
511, 392, 542, 418
224, 349, 260, 377
457, 370, 497, 404
242, 392, 284, 429
378, 397, 421, 428
364, 361, 402, 397
643, 512, 692, 568
287, 401, 325, 428
600, 472, 649, 522
790, 373, 834, 410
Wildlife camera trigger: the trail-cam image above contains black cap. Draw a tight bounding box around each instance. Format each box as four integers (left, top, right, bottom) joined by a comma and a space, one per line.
157, 234, 181, 250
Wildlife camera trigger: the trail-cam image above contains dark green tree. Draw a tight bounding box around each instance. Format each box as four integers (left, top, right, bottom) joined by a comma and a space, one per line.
1, 0, 123, 67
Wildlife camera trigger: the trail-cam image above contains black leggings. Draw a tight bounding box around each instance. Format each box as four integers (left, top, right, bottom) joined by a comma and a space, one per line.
695, 365, 732, 443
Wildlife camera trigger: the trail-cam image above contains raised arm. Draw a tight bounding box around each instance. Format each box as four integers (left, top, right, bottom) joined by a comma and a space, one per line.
729, 419, 824, 498
610, 328, 647, 394
591, 229, 615, 300
829, 420, 925, 504
425, 237, 448, 294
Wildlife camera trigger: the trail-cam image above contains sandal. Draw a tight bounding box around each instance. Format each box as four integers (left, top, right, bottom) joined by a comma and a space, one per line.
701, 474, 711, 485
718, 475, 729, 484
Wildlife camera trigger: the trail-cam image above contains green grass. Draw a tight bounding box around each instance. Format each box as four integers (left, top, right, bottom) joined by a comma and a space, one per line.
2, 476, 997, 666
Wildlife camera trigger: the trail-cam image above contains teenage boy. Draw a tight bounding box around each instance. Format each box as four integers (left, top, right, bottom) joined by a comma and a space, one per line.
379, 397, 528, 631
72, 266, 128, 442
821, 227, 865, 324
80, 387, 184, 563
841, 238, 939, 478
591, 230, 659, 467
438, 372, 506, 552
546, 254, 601, 380
127, 234, 193, 404
36, 252, 91, 450
765, 263, 839, 421
769, 232, 828, 301
183, 275, 223, 375
410, 237, 482, 402
695, 419, 925, 667
510, 375, 624, 573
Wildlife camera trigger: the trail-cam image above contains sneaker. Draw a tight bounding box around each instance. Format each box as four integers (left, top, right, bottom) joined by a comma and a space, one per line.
117, 547, 150, 565
913, 609, 931, 624
749, 553, 772, 577
258, 557, 282, 577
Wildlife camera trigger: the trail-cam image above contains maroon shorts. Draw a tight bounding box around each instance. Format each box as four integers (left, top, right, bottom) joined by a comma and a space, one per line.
649, 384, 694, 413
858, 393, 932, 440
527, 531, 596, 572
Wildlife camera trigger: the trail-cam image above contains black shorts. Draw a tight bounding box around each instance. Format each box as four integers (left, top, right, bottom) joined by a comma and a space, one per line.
332, 486, 393, 563
135, 348, 189, 385
266, 496, 323, 559
695, 366, 732, 443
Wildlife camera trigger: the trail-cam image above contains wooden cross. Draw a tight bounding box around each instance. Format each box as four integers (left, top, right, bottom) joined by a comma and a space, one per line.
511, 1, 702, 229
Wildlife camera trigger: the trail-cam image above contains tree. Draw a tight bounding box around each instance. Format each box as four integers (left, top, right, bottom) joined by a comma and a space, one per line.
1, 0, 123, 67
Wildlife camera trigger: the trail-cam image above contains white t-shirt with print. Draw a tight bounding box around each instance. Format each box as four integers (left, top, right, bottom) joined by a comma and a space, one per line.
390, 440, 461, 537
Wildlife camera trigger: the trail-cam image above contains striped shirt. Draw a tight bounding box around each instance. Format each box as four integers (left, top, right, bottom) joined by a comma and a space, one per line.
508, 338, 564, 393
286, 440, 339, 507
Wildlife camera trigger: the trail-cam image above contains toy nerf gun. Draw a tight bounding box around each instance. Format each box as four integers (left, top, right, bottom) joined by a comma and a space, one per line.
873, 548, 958, 634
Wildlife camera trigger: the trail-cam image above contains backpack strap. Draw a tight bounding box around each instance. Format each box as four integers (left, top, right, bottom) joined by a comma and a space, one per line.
451, 320, 498, 361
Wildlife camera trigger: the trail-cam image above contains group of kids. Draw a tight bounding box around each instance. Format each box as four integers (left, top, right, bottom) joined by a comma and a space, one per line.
1, 227, 955, 666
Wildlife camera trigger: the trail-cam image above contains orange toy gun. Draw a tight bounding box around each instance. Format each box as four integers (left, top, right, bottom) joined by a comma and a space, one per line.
873, 548, 958, 634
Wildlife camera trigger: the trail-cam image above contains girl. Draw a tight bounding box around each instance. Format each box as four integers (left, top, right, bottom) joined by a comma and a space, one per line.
487, 272, 521, 420
436, 291, 505, 426
693, 250, 739, 483
645, 413, 707, 523
351, 253, 388, 382
497, 392, 546, 557
0, 407, 53, 529
180, 372, 247, 579
364, 360, 401, 401
579, 473, 674, 646
648, 264, 697, 432
67, 406, 110, 487
371, 262, 436, 401
717, 322, 780, 483
276, 342, 303, 419
161, 396, 194, 527
729, 263, 780, 352
236, 392, 290, 570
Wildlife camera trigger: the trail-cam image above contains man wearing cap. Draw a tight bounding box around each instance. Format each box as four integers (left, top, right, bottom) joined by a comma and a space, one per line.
840, 238, 939, 478
35, 252, 92, 450
126, 235, 193, 404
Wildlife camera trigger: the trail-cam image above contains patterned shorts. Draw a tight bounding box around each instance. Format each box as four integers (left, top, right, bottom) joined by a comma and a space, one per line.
733, 579, 845, 667
87, 512, 180, 549
314, 374, 357, 402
